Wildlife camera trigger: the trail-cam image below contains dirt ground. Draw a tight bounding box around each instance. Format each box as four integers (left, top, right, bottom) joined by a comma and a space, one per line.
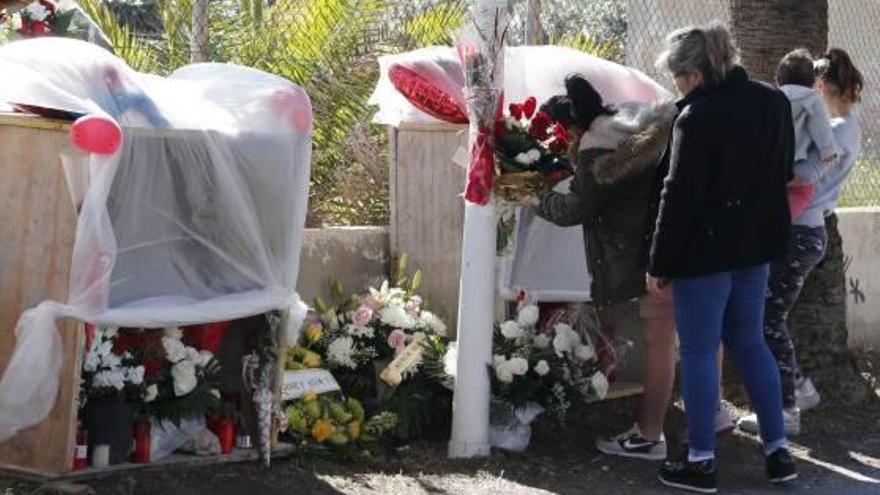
4, 354, 879, 495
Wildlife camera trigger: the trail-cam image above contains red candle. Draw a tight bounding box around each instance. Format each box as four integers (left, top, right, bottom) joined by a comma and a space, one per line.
212, 417, 236, 454
133, 420, 151, 463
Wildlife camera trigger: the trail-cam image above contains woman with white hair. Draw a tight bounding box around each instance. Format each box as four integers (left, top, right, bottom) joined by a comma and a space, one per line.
647, 22, 797, 492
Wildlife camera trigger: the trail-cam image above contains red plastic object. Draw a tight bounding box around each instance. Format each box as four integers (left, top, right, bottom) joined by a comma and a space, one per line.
70, 114, 122, 155
184, 321, 231, 353
133, 420, 151, 463
388, 64, 468, 124
787, 183, 815, 221
209, 416, 236, 454
272, 90, 313, 133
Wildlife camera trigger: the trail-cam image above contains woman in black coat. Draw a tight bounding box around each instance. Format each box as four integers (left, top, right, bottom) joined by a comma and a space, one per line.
648, 22, 797, 492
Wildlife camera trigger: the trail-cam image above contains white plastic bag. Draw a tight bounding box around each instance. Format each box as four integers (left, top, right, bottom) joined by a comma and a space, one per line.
488, 401, 545, 453
150, 416, 207, 461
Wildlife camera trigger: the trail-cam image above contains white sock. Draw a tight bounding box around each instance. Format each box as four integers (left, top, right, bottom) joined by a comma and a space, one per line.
688, 449, 715, 462
764, 438, 787, 456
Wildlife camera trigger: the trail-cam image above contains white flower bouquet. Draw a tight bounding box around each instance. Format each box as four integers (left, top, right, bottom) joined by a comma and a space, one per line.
80, 326, 146, 404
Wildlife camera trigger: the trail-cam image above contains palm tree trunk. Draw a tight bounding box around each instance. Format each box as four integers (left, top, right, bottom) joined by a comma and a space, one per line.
729, 0, 828, 82
727, 0, 873, 405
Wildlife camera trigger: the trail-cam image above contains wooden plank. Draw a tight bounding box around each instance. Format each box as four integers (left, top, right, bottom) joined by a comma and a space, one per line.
0, 122, 82, 474
0, 112, 71, 132
391, 129, 467, 335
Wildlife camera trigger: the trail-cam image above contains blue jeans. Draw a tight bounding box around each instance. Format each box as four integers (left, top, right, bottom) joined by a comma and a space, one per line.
673, 264, 786, 452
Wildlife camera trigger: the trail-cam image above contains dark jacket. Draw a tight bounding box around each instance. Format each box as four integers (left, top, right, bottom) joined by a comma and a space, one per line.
646, 66, 795, 279
534, 102, 676, 306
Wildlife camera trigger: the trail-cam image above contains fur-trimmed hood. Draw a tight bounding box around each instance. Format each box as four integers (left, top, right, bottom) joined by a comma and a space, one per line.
579, 101, 678, 185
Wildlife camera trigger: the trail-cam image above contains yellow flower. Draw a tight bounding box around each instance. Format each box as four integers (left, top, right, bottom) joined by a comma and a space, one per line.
304, 323, 324, 344
311, 419, 334, 443
301, 390, 318, 402
347, 421, 362, 440
302, 351, 322, 369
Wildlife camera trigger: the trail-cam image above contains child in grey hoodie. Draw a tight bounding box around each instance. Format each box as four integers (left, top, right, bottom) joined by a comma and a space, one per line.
776, 49, 839, 167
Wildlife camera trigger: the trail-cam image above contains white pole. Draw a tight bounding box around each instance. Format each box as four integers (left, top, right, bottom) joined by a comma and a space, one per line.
448, 200, 497, 458
448, 0, 506, 459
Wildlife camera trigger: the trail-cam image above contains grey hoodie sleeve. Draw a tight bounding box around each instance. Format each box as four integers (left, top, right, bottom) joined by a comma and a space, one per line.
805, 92, 839, 162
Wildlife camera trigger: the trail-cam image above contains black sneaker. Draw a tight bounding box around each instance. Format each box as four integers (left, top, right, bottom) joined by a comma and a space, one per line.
658, 458, 718, 494
766, 448, 798, 483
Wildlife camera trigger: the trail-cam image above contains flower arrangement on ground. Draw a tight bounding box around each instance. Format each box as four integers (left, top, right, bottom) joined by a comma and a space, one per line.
80, 326, 146, 404
444, 301, 608, 423
284, 390, 397, 460
290, 257, 452, 440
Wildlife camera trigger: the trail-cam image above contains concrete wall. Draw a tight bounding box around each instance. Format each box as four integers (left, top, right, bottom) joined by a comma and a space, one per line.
839, 208, 880, 350
297, 227, 390, 306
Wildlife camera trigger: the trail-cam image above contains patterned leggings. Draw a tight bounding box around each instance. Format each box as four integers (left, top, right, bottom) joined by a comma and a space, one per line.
764, 225, 827, 409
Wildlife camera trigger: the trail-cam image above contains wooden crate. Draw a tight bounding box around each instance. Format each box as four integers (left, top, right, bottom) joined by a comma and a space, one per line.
0, 114, 290, 477
0, 114, 84, 474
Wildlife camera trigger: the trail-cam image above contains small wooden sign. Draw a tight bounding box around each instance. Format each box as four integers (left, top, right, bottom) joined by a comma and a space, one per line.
281, 369, 341, 400
380, 333, 427, 386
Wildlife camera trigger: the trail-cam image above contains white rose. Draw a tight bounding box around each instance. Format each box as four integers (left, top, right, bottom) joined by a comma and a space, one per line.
198, 350, 214, 368
500, 320, 524, 340
592, 372, 609, 400
24, 3, 49, 21
127, 366, 145, 385
97, 340, 114, 358
493, 354, 507, 369
527, 149, 542, 162
553, 332, 573, 357
495, 362, 514, 384
164, 327, 184, 340
533, 334, 551, 349
185, 346, 201, 363
574, 344, 595, 362
162, 336, 187, 363
534, 360, 550, 376
210, 388, 221, 399
507, 357, 529, 376
514, 152, 532, 165
102, 352, 121, 370
517, 305, 540, 327
143, 384, 158, 403
171, 360, 198, 396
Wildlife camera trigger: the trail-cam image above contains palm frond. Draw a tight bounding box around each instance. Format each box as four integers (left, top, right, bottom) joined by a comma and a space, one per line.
77, 0, 160, 71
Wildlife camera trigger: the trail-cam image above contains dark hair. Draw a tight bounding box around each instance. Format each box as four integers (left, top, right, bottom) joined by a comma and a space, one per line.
814, 48, 864, 103
775, 49, 815, 87
540, 74, 615, 130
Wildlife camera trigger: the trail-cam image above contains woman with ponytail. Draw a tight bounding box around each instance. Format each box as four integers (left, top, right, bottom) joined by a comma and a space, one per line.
532, 74, 702, 461
738, 48, 865, 438
648, 22, 797, 492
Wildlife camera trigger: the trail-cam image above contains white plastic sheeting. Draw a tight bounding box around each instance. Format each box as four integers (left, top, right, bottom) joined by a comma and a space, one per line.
370, 45, 670, 302
0, 38, 312, 441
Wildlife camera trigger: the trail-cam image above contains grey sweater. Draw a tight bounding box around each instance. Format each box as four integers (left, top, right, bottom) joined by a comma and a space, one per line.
780, 84, 839, 163
794, 113, 862, 227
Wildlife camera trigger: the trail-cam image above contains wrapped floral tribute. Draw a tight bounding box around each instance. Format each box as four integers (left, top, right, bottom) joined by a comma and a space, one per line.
0, 0, 78, 38
284, 391, 397, 460
288, 257, 452, 441
80, 326, 146, 404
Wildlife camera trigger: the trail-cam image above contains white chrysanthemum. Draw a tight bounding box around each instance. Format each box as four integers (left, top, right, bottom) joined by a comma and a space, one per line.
500, 320, 524, 340
171, 360, 198, 396
591, 372, 609, 399
104, 327, 119, 339
327, 336, 358, 369
97, 340, 114, 358
164, 327, 184, 340
162, 336, 187, 363
127, 366, 145, 385
443, 342, 458, 378
346, 324, 375, 339
83, 351, 100, 372
507, 357, 529, 376
534, 360, 551, 376
143, 384, 158, 403
574, 344, 595, 362
185, 346, 201, 363
379, 302, 416, 329
101, 352, 122, 370
517, 305, 540, 327
94, 369, 126, 391
533, 334, 551, 349
419, 311, 447, 337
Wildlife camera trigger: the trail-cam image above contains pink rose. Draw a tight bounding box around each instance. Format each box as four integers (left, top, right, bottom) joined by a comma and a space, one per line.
387, 329, 407, 350
361, 296, 381, 311
352, 305, 374, 326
